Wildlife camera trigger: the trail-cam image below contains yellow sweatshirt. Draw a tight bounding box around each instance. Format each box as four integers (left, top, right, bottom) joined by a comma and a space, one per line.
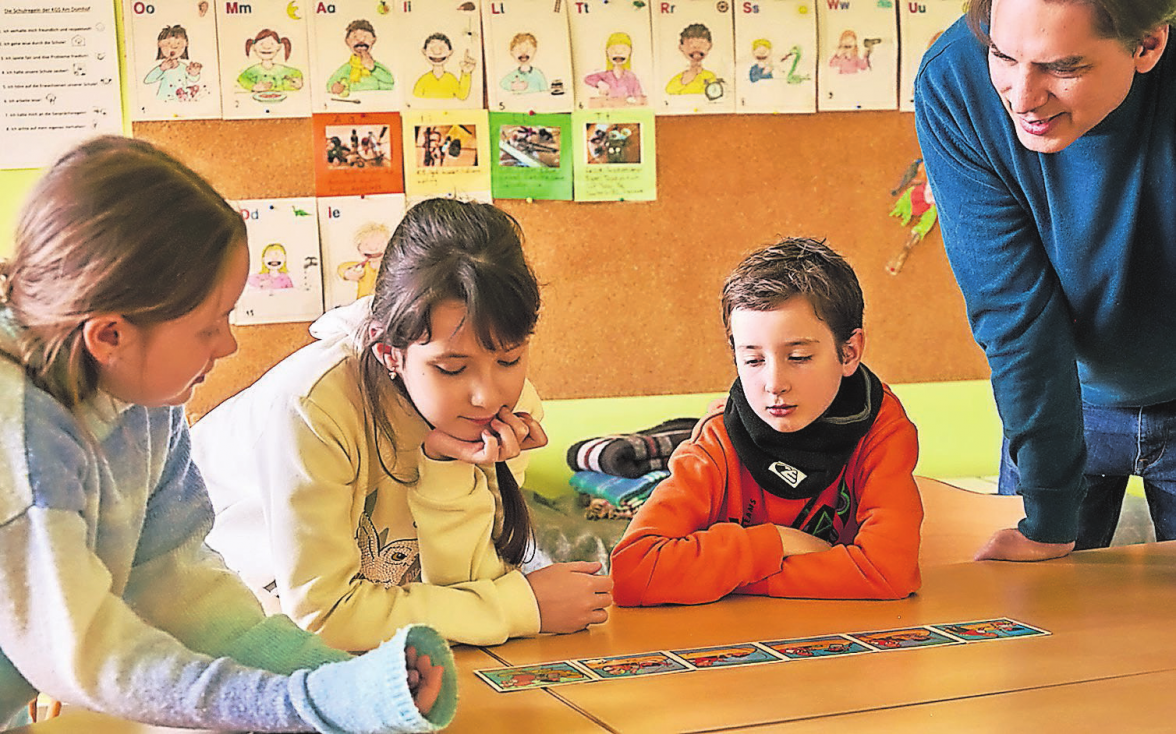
191, 299, 543, 650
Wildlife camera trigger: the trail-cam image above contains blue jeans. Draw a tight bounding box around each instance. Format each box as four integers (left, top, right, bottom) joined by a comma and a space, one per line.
999, 399, 1176, 549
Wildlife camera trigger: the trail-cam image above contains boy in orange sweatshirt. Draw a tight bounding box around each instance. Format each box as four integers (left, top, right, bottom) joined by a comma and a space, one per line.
611, 238, 922, 604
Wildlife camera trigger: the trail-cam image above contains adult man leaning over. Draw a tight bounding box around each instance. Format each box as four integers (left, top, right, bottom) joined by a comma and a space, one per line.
915, 0, 1176, 561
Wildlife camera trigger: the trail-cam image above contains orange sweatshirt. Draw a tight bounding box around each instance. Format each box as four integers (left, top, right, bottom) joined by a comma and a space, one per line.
611, 386, 922, 605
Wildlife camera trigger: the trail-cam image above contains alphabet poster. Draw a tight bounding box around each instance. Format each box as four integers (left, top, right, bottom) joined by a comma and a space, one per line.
734, 0, 816, 114
232, 197, 324, 325
308, 0, 403, 113
571, 107, 656, 202
652, 0, 735, 114
816, 0, 897, 111
396, 0, 485, 111
568, 0, 653, 110
483, 0, 575, 113
216, 0, 312, 119
898, 0, 962, 111
317, 193, 406, 309
401, 108, 492, 198
488, 110, 573, 200
125, 0, 223, 120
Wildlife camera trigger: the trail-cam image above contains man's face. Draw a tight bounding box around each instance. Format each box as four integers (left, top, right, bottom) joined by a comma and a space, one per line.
987, 0, 1159, 153
347, 29, 376, 55
680, 36, 712, 63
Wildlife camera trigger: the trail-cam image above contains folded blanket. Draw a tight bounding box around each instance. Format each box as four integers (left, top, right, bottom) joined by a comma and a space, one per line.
568, 470, 669, 511
566, 418, 697, 478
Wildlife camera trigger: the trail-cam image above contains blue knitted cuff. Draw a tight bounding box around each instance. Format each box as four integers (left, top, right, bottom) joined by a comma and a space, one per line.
297, 624, 456, 733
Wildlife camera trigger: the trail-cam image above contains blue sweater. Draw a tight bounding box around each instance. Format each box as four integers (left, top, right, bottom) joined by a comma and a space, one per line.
915, 19, 1176, 543
0, 315, 455, 732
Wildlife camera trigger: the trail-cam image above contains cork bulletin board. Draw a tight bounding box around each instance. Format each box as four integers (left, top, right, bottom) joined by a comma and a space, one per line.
132, 113, 988, 419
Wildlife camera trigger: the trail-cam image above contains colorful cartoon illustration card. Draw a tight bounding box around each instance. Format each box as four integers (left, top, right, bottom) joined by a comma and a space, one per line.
313, 112, 404, 196
568, 0, 653, 110
125, 0, 223, 120
476, 661, 597, 692
401, 108, 492, 198
483, 0, 575, 113
760, 634, 875, 660
232, 197, 324, 325
571, 108, 656, 202
488, 111, 572, 200
576, 652, 690, 680
816, 0, 898, 111
671, 643, 783, 669
217, 0, 313, 119
317, 193, 406, 309
850, 626, 963, 651
733, 0, 817, 114
652, 0, 735, 114
308, 0, 404, 113
932, 618, 1051, 643
898, 0, 963, 111
396, 0, 485, 111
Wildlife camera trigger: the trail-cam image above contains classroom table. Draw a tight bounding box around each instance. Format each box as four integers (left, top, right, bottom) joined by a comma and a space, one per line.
15, 486, 1175, 734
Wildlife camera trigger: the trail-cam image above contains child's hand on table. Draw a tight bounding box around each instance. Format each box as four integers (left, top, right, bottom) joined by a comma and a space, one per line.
526, 561, 613, 633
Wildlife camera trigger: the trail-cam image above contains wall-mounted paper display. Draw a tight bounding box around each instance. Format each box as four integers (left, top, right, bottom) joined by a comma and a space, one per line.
489, 111, 573, 200
401, 108, 492, 197
125, 0, 223, 120
217, 0, 313, 119
571, 107, 656, 201
898, 0, 962, 111
568, 0, 654, 110
396, 0, 485, 110
317, 193, 407, 309
483, 0, 576, 113
816, 0, 898, 111
0, 1, 122, 170
652, 0, 736, 114
312, 111, 405, 196
734, 0, 817, 114
308, 0, 404, 113
232, 197, 324, 324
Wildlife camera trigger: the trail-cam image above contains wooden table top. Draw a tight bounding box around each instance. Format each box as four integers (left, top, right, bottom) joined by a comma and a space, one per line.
479, 541, 1176, 733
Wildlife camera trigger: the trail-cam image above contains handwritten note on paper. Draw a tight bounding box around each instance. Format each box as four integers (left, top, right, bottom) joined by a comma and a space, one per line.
0, 0, 122, 170
571, 107, 656, 202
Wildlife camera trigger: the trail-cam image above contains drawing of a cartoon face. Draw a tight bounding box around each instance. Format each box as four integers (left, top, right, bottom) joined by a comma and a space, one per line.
607, 42, 630, 68
262, 244, 287, 272
753, 42, 771, 62
423, 36, 453, 66
253, 34, 283, 61
347, 27, 377, 55
837, 30, 859, 57
357, 230, 386, 261
512, 38, 536, 65
159, 35, 187, 60
680, 35, 711, 63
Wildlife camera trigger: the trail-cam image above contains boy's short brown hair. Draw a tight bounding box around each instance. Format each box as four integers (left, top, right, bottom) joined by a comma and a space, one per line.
721, 237, 864, 358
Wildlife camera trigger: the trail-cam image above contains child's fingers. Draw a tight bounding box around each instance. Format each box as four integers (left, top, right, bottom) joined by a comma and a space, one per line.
490, 418, 521, 460
514, 411, 549, 450
495, 407, 530, 443
411, 654, 444, 715
563, 560, 604, 575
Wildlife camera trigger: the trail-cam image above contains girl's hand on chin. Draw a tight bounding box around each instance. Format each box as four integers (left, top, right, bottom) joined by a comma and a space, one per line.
422, 409, 548, 464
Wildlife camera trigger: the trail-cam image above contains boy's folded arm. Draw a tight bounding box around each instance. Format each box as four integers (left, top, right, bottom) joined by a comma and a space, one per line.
741, 413, 923, 600
610, 443, 785, 607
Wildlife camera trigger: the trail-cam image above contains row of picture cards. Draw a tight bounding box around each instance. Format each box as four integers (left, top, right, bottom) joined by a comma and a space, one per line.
122, 0, 964, 120
316, 109, 655, 202
475, 617, 1051, 692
